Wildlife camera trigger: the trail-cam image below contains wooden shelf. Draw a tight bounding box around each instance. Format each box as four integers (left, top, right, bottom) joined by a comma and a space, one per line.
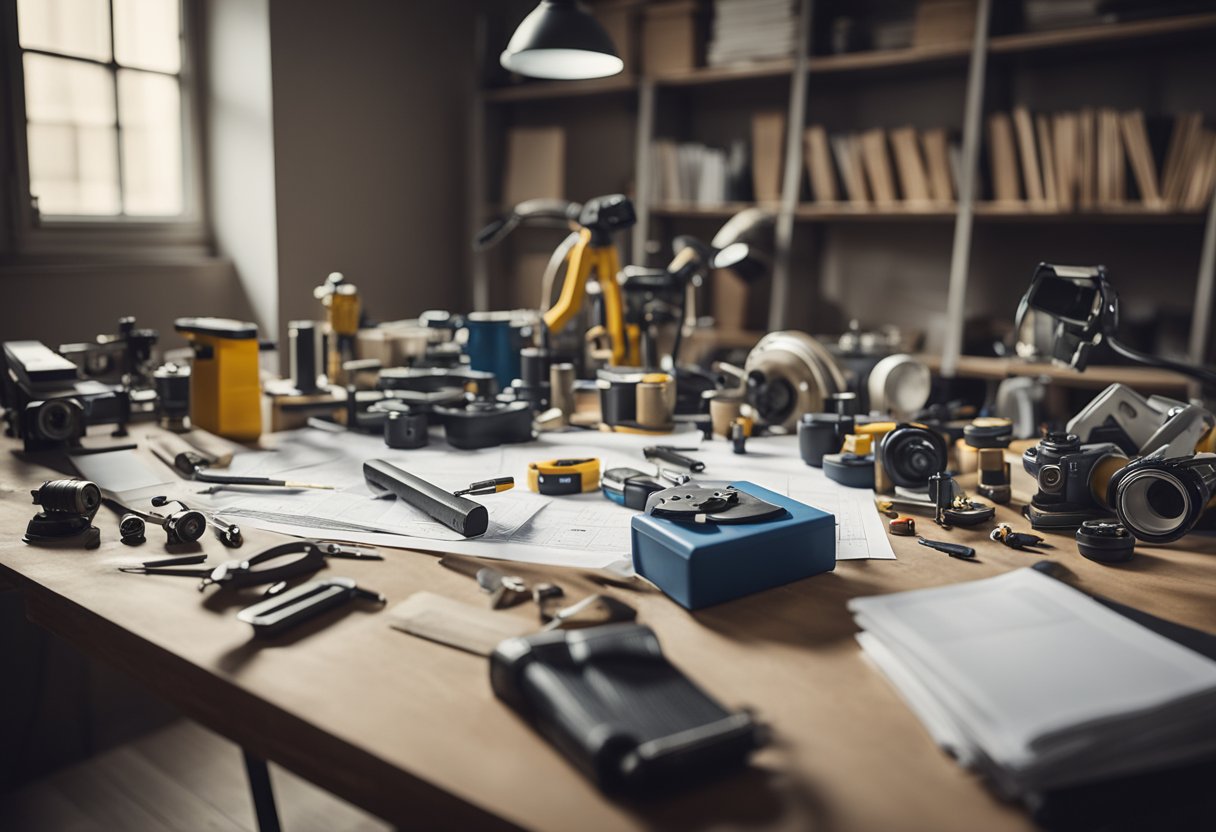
481, 74, 638, 103
794, 203, 957, 221
974, 203, 1208, 223
651, 59, 794, 88
989, 11, 1216, 56
650, 201, 778, 220
919, 354, 1192, 392
807, 43, 971, 75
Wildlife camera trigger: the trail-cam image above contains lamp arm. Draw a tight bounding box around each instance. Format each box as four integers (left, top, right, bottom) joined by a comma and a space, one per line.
1106, 337, 1216, 386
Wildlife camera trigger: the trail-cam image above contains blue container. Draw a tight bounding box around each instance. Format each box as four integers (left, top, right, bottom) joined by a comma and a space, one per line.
464, 312, 527, 388
630, 482, 836, 610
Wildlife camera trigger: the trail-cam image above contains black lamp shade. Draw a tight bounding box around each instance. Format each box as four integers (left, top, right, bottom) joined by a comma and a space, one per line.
501, 0, 624, 80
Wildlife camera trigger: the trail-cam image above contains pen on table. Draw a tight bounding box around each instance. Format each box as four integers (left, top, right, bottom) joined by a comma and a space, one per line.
453, 477, 515, 497
151, 446, 334, 490
643, 446, 705, 473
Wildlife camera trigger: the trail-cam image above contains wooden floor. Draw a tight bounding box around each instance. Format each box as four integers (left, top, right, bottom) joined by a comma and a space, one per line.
0, 720, 390, 832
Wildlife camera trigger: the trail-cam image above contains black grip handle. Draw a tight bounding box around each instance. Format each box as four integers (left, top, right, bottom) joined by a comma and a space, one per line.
363, 459, 488, 537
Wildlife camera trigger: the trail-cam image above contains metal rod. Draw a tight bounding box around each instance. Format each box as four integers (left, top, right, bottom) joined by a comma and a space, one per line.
941, 0, 993, 378
1187, 190, 1216, 399
632, 78, 656, 265
769, 0, 814, 331
242, 749, 281, 832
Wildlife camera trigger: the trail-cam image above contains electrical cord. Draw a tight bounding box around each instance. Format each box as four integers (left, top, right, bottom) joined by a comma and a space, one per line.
1108, 337, 1216, 387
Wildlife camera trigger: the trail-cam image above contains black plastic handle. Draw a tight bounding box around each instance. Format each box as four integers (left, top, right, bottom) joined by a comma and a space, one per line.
363, 459, 488, 537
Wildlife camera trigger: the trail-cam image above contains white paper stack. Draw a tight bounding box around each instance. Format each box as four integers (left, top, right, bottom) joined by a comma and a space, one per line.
707, 0, 799, 67
849, 569, 1216, 799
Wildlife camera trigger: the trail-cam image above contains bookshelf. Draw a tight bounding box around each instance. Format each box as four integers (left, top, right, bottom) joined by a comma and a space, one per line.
471, 1, 1216, 376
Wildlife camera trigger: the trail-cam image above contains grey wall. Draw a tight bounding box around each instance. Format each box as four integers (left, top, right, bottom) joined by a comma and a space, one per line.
268, 0, 476, 349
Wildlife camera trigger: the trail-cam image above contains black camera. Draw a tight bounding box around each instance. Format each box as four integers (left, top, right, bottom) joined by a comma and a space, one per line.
1107, 451, 1216, 543
23, 479, 102, 549
1022, 432, 1128, 529
2, 341, 122, 452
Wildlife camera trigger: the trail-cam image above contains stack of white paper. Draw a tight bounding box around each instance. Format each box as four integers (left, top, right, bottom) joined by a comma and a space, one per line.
707, 0, 799, 67
849, 569, 1216, 798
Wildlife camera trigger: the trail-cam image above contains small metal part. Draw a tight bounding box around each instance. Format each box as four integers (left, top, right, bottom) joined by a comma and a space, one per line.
916, 536, 977, 560
1076, 520, 1136, 564
540, 594, 637, 630
889, 516, 916, 536
989, 523, 1046, 550
119, 513, 146, 545
731, 420, 748, 454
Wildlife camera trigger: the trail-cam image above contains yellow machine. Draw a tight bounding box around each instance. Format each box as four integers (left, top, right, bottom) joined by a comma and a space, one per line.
541, 195, 639, 367
175, 317, 262, 441
314, 272, 360, 385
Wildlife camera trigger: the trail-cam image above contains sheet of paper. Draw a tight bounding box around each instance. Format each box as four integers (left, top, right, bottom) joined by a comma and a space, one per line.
195, 426, 894, 569
71, 449, 176, 499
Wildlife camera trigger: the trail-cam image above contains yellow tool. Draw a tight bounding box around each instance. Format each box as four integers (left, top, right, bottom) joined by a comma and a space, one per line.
542, 195, 638, 367
175, 317, 261, 441
314, 271, 360, 385
527, 458, 601, 495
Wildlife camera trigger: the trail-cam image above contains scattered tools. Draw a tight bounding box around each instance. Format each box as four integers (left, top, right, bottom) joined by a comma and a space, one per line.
439, 556, 534, 610
237, 577, 385, 637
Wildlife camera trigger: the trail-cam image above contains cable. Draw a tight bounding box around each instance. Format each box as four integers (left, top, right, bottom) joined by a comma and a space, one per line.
1108, 337, 1216, 386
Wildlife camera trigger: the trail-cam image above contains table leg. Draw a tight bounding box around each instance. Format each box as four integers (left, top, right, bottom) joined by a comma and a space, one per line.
242, 748, 282, 832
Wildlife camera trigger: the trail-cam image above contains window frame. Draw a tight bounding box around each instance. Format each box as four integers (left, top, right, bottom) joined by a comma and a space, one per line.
0, 0, 209, 261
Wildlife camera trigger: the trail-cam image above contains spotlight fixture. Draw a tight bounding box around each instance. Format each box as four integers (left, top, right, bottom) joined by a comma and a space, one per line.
500, 0, 624, 80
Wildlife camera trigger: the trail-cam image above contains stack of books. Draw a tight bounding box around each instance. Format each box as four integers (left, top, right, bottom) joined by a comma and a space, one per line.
803, 124, 960, 208
650, 139, 749, 206
707, 0, 799, 66
849, 568, 1216, 800
986, 108, 1216, 210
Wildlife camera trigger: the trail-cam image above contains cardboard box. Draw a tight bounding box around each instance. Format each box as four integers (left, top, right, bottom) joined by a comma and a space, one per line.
642, 0, 703, 76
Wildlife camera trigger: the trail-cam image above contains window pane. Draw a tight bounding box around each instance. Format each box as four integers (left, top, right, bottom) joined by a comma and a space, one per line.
17, 0, 111, 62
118, 69, 182, 215
24, 54, 120, 215
114, 0, 181, 73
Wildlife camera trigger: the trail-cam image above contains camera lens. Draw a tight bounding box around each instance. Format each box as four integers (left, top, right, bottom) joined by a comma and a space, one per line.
35, 399, 82, 442
31, 479, 101, 516
168, 509, 207, 544
880, 425, 948, 489
1038, 465, 1064, 493
1115, 469, 1192, 541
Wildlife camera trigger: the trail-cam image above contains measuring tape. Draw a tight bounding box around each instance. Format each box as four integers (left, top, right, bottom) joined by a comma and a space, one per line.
527, 458, 601, 495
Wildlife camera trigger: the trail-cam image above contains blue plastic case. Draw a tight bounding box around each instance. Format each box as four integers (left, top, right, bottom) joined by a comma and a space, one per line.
630, 482, 836, 610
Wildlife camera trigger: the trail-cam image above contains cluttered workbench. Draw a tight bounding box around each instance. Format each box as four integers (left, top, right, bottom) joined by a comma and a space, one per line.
4, 247, 1216, 831
3, 421, 1213, 832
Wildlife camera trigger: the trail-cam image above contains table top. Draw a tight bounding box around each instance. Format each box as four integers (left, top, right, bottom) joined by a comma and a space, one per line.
2, 427, 1214, 832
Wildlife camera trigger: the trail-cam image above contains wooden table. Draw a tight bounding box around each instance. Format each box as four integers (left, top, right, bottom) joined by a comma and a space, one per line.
2, 431, 1215, 832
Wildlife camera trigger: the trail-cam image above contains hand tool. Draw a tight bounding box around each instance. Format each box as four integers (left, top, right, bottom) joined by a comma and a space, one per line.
453, 477, 515, 497
916, 536, 977, 560
150, 444, 334, 489
527, 458, 601, 495
237, 577, 385, 637
364, 459, 488, 537
642, 446, 705, 473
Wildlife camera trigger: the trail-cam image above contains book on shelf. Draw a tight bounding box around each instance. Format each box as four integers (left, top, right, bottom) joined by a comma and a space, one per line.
985, 107, 1215, 211
650, 138, 749, 206
804, 125, 960, 209
912, 0, 977, 48
986, 112, 1021, 202
752, 110, 785, 203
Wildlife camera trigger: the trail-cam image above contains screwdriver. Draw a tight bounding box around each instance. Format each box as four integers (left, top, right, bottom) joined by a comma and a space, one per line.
453, 477, 515, 497
917, 536, 977, 560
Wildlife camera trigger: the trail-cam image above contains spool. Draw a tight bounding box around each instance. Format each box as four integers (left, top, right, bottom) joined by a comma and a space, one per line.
710, 395, 743, 438
637, 379, 673, 430
550, 362, 575, 420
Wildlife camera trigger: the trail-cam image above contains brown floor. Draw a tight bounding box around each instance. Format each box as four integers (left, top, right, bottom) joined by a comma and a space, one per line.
0, 719, 390, 832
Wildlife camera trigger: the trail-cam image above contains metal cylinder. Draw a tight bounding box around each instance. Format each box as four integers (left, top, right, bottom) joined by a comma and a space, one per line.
637, 381, 672, 430
550, 362, 575, 419
289, 320, 321, 394
710, 395, 743, 438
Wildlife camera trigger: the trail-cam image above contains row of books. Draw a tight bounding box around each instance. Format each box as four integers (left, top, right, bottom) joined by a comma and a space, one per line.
804, 125, 961, 207
649, 139, 751, 206
707, 0, 799, 67
987, 108, 1216, 210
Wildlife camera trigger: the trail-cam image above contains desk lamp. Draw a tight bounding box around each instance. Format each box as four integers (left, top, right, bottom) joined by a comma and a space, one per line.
500, 0, 623, 80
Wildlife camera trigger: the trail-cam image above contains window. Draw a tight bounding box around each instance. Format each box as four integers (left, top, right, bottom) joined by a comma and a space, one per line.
10, 0, 199, 229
